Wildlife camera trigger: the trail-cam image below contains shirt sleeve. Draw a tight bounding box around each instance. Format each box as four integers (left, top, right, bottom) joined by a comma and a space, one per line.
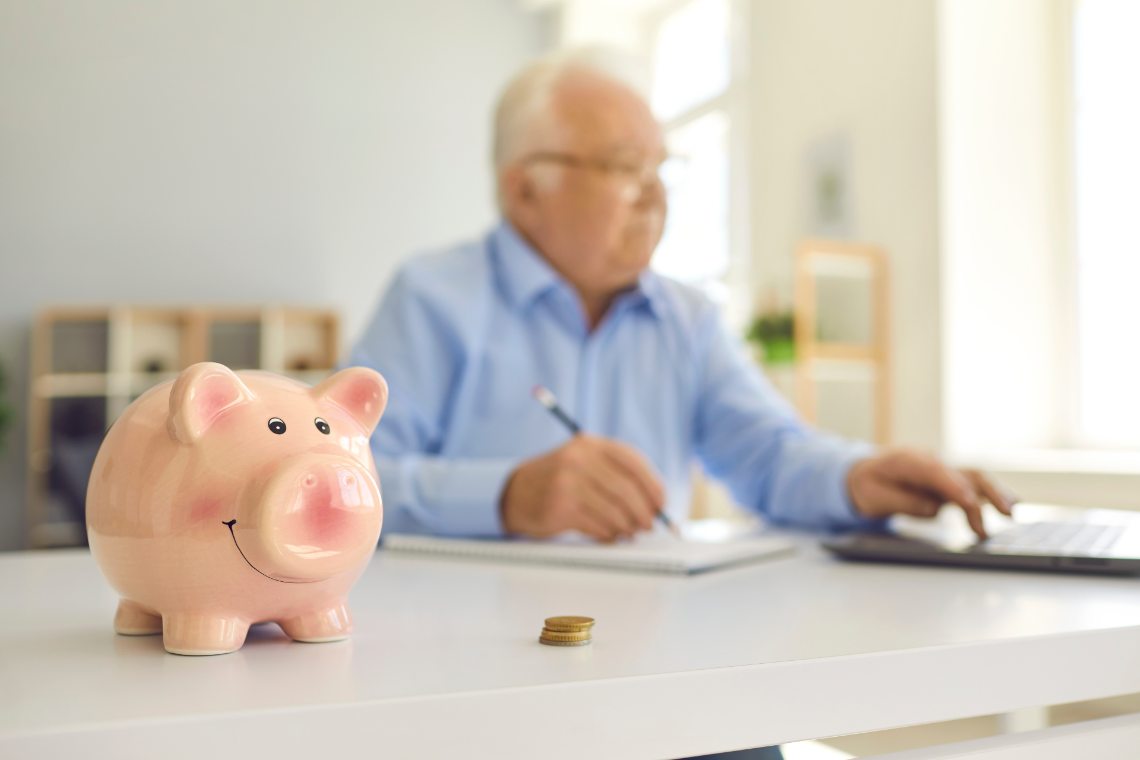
692, 310, 885, 530
348, 267, 519, 537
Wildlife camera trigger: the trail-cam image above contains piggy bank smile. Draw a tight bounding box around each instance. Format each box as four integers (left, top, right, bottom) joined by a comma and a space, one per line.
223, 519, 318, 584
221, 453, 383, 585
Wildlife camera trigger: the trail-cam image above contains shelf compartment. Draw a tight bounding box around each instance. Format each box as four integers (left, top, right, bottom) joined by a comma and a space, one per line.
48, 317, 111, 374
45, 396, 108, 545
126, 310, 193, 376
282, 310, 339, 373
208, 318, 262, 370
813, 275, 873, 344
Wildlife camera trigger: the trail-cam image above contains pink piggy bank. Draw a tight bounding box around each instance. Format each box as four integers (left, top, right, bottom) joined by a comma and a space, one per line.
86, 362, 387, 656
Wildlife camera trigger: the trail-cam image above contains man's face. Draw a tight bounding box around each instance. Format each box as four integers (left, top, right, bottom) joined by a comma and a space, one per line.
506, 72, 668, 303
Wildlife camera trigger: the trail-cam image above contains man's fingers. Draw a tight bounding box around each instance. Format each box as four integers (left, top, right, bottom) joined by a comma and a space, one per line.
584, 458, 657, 532
957, 498, 987, 540
578, 479, 637, 538
891, 453, 978, 508
854, 451, 1016, 541
601, 441, 667, 511
888, 453, 988, 538
572, 508, 621, 543
964, 469, 1017, 516
555, 437, 643, 538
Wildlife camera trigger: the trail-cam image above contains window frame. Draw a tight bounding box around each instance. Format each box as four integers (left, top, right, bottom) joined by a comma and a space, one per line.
642, 0, 753, 329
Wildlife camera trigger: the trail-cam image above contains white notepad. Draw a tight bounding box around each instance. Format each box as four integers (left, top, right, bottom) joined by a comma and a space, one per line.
381, 531, 796, 575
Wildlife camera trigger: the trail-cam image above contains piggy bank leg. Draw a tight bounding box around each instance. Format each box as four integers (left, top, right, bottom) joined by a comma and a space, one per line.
279, 602, 352, 643
114, 599, 162, 636
163, 612, 250, 656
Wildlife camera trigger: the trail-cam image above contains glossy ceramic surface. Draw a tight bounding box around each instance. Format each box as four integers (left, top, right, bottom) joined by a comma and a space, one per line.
86, 362, 387, 655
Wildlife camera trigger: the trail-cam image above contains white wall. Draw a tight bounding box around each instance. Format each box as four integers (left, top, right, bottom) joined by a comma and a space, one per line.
557, 0, 649, 50
0, 0, 551, 550
750, 0, 941, 450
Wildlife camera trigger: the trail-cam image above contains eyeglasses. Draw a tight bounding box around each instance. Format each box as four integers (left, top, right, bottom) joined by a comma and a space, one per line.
522, 151, 688, 200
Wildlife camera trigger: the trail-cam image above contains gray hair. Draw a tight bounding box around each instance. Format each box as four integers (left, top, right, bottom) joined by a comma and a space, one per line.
491, 47, 650, 186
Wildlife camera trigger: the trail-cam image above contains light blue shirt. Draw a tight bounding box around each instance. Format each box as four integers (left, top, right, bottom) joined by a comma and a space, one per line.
349, 221, 880, 537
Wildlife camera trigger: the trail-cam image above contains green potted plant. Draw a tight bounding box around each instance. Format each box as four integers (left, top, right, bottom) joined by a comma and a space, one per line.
745, 311, 796, 365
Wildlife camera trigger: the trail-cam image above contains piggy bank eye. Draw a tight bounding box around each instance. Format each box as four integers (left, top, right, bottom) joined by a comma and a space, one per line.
314, 417, 331, 435
267, 417, 287, 435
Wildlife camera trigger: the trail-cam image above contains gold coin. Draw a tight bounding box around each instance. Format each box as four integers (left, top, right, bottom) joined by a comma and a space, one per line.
544, 616, 595, 632
544, 623, 594, 633
539, 636, 592, 647
539, 628, 592, 642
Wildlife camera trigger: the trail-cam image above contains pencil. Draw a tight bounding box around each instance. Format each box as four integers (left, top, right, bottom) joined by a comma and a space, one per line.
531, 385, 682, 539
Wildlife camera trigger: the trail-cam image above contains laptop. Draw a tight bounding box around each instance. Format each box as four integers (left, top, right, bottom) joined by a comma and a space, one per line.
821, 503, 1140, 576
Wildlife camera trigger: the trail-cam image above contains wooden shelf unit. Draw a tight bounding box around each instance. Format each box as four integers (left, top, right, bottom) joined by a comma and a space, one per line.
26, 305, 341, 549
793, 239, 891, 445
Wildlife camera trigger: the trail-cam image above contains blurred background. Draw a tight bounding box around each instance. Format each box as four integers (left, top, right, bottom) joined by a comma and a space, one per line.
2, 0, 1138, 552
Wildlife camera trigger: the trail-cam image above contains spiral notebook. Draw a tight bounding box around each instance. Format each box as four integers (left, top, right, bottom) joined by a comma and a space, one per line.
381, 531, 796, 575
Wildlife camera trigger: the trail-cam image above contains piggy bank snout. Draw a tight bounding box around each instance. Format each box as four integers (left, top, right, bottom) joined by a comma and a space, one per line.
246, 456, 382, 581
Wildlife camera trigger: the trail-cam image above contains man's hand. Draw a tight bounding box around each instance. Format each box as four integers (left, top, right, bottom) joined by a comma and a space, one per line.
500, 434, 666, 542
847, 449, 1018, 539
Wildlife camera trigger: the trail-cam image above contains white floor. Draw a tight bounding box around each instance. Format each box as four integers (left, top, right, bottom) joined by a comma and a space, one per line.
784, 740, 855, 759
781, 692, 1140, 758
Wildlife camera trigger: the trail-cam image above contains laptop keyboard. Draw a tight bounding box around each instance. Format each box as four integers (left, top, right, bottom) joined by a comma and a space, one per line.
983, 521, 1124, 556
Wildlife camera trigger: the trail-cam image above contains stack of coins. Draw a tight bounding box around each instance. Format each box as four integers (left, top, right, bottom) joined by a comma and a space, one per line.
539, 616, 594, 647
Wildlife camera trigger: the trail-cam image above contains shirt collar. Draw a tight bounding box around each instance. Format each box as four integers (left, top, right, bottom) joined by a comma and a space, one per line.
633, 268, 667, 319
490, 220, 562, 310
490, 220, 666, 320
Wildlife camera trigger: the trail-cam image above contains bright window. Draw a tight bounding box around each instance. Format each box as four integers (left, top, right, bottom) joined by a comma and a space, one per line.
652, 111, 729, 287
650, 0, 730, 121
648, 0, 738, 304
1074, 0, 1140, 448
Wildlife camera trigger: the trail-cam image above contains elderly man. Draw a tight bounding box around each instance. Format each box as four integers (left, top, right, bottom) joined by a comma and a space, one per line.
348, 49, 1014, 546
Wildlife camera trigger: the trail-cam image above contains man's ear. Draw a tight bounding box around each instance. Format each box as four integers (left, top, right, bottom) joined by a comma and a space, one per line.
312, 367, 389, 435
168, 362, 253, 444
502, 165, 536, 207
519, 172, 537, 201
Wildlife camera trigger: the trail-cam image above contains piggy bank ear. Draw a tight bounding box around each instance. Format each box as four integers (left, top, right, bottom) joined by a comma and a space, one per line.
168, 362, 254, 444
312, 367, 388, 435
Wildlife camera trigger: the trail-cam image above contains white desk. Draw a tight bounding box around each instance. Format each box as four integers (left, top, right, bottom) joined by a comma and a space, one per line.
4, 512, 1140, 759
